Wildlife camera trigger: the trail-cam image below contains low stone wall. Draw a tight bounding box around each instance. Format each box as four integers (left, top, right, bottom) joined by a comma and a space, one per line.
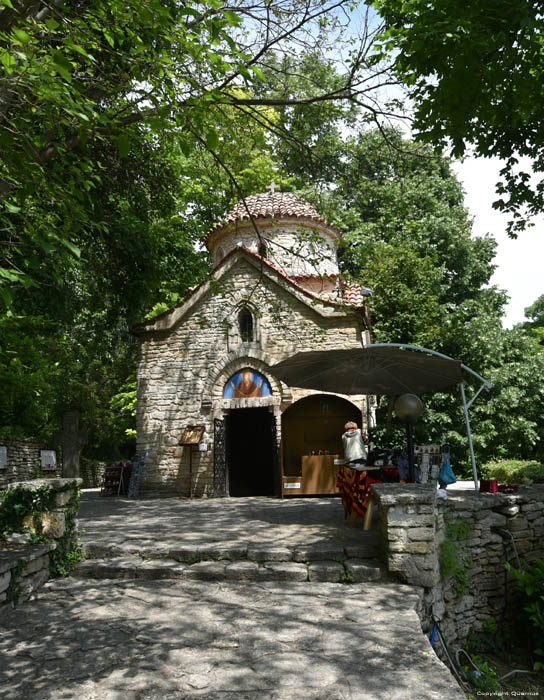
0, 540, 56, 605
80, 458, 106, 489
0, 478, 82, 607
0, 439, 60, 487
372, 483, 544, 650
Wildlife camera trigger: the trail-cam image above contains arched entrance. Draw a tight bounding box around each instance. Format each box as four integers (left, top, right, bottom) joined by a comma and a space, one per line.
213, 367, 278, 497
282, 394, 361, 477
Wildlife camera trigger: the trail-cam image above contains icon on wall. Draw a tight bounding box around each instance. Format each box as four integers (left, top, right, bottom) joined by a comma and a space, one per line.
180, 426, 205, 445
224, 368, 272, 399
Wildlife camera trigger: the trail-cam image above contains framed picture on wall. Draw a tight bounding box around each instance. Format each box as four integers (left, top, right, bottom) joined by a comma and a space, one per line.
180, 426, 205, 445
40, 450, 57, 471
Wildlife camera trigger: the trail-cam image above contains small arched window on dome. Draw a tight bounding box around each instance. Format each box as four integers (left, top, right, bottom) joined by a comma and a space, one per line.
238, 307, 254, 342
214, 246, 225, 265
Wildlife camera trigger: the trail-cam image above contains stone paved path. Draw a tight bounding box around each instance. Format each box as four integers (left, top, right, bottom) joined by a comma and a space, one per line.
0, 493, 466, 699
77, 492, 379, 549
0, 578, 464, 700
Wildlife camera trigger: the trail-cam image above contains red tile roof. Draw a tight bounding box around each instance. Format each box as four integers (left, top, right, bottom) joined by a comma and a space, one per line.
341, 282, 365, 306
205, 192, 341, 246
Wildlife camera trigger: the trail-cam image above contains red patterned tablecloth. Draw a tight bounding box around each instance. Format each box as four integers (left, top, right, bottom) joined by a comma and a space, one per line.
336, 466, 383, 519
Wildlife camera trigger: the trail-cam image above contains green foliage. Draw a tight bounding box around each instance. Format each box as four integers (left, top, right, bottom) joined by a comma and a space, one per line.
465, 656, 502, 694
340, 566, 354, 584
439, 516, 472, 597
0, 0, 382, 305
290, 125, 540, 468
505, 559, 544, 670
0, 484, 56, 535
0, 481, 83, 579
470, 326, 544, 465
445, 516, 472, 543
372, 0, 544, 235
481, 460, 544, 485
465, 618, 503, 656
521, 294, 544, 346
48, 485, 83, 577
1, 27, 542, 472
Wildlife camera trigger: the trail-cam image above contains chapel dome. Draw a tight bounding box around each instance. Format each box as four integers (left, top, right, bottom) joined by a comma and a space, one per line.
205, 189, 341, 279
223, 191, 325, 225
204, 191, 341, 250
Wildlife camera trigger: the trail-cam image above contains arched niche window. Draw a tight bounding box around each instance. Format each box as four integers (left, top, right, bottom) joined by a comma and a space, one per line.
224, 368, 272, 398
214, 246, 225, 265
238, 307, 254, 342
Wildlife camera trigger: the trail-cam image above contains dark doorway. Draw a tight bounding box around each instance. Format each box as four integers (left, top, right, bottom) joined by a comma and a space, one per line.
227, 408, 276, 496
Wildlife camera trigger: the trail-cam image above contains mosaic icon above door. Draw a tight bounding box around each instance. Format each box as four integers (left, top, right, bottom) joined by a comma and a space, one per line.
224, 368, 272, 398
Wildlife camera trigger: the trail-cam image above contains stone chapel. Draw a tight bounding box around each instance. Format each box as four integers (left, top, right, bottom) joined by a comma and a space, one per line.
133, 190, 373, 498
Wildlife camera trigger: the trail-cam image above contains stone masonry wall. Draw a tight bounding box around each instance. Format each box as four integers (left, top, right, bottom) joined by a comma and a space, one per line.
136, 258, 367, 498
0, 478, 82, 607
0, 541, 56, 607
211, 222, 339, 277
0, 439, 60, 488
372, 484, 544, 651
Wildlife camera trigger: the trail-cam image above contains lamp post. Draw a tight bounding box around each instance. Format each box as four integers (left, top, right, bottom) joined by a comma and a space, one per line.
394, 394, 424, 483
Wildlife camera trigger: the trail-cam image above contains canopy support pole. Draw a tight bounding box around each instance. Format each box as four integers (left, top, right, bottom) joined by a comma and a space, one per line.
368, 343, 491, 492
459, 382, 479, 492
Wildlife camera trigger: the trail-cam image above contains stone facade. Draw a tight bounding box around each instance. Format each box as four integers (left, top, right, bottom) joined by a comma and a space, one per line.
209, 220, 340, 278
372, 483, 544, 651
0, 439, 60, 488
134, 192, 372, 498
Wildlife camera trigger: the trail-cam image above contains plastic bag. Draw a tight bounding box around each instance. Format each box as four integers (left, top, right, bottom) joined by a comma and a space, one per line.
438, 453, 456, 487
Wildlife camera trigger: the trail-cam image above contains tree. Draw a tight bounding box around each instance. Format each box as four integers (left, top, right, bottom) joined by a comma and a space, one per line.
521, 294, 544, 346
0, 85, 284, 453
372, 0, 544, 235
276, 120, 541, 469
0, 0, 400, 304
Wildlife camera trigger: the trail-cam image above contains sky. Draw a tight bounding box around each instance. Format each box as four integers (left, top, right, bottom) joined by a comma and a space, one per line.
453, 157, 544, 328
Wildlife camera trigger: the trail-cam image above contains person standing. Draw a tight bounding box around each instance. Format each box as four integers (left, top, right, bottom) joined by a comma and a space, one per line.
341, 421, 368, 470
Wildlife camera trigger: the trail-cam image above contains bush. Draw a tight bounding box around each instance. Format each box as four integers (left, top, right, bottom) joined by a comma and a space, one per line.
506, 559, 544, 670
481, 460, 544, 485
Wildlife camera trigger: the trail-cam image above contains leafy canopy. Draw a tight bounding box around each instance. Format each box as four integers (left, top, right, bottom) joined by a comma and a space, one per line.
0, 0, 398, 304
372, 0, 544, 235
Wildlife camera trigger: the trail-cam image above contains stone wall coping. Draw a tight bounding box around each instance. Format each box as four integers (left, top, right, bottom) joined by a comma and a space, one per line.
5, 478, 82, 491
0, 542, 56, 575
372, 484, 544, 510
0, 438, 48, 448
438, 486, 544, 510
372, 483, 436, 506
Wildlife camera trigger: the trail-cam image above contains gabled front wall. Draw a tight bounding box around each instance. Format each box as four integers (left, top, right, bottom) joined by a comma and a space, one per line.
136, 258, 368, 497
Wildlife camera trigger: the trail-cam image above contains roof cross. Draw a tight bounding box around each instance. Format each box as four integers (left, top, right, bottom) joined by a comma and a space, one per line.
267, 180, 279, 194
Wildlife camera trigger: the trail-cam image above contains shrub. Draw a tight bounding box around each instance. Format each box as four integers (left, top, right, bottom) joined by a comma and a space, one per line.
439, 515, 472, 597
481, 460, 544, 485
505, 558, 544, 670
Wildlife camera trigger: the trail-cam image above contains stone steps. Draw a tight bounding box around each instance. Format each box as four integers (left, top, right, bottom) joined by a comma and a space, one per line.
75, 541, 388, 583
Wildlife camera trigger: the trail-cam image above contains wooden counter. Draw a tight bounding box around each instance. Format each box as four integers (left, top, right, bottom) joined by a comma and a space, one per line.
281, 455, 339, 496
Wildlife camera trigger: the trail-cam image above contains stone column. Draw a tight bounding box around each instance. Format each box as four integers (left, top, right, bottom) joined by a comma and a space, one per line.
372, 484, 440, 588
